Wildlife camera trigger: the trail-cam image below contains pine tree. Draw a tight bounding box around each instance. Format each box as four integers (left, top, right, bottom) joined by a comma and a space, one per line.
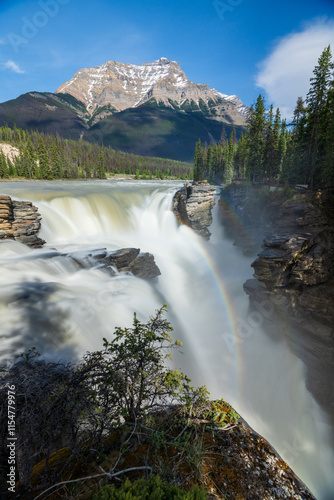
211, 143, 221, 183
271, 108, 282, 178
276, 119, 287, 175
226, 136, 235, 181
322, 80, 334, 184
23, 138, 37, 178
7, 158, 15, 177
37, 136, 50, 179
234, 133, 248, 179
50, 140, 62, 178
305, 45, 334, 186
293, 97, 305, 127
246, 94, 266, 182
263, 104, 274, 178
193, 139, 203, 181
288, 97, 308, 183
0, 152, 7, 178
205, 143, 213, 180
220, 126, 227, 147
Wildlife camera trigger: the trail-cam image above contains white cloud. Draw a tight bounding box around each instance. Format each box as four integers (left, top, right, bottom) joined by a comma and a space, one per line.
255, 18, 334, 119
2, 60, 25, 74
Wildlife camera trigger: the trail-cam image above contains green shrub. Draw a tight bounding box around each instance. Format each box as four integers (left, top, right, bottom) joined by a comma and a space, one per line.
79, 305, 208, 437
93, 475, 207, 499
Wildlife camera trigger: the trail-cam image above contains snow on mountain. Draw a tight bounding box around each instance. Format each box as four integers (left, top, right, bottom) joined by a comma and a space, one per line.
56, 57, 248, 126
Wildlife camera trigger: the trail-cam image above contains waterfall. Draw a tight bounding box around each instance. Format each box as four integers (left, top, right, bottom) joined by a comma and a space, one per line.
0, 180, 333, 499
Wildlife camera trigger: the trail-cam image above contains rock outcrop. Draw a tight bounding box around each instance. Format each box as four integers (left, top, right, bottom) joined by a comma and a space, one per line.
242, 192, 334, 330
0, 195, 45, 248
173, 181, 216, 239
69, 247, 161, 280
0, 142, 20, 164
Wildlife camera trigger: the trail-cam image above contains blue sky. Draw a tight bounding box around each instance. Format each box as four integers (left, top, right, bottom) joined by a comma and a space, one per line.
0, 0, 334, 118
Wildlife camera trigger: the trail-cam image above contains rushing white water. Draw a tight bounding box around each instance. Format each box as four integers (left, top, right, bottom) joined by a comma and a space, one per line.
1, 180, 334, 499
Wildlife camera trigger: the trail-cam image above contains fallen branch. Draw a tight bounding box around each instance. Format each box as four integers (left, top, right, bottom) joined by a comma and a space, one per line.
34, 465, 153, 500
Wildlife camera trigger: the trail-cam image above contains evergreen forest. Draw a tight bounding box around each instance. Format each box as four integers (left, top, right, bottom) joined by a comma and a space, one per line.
0, 127, 192, 180
193, 46, 334, 188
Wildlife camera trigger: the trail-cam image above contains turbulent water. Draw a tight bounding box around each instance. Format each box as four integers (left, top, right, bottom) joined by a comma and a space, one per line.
1, 180, 334, 499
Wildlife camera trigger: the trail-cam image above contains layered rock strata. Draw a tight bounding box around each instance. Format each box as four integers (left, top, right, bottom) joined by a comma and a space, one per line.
243, 193, 334, 335
0, 195, 45, 248
173, 181, 216, 239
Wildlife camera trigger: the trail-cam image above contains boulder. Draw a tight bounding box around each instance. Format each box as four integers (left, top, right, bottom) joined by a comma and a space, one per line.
69, 247, 161, 280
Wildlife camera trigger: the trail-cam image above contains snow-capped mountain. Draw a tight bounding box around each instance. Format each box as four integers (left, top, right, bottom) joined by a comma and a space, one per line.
56, 57, 248, 125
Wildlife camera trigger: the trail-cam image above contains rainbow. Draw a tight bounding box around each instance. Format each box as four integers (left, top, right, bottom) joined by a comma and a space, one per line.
179, 223, 243, 399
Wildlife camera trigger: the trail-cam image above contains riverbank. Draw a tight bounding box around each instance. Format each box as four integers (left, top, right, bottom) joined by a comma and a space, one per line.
0, 174, 188, 182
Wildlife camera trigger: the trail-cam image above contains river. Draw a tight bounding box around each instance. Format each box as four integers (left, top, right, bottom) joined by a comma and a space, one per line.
0, 180, 333, 499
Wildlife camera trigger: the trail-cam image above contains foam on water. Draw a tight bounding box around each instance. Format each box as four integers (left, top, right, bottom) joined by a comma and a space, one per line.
0, 180, 333, 498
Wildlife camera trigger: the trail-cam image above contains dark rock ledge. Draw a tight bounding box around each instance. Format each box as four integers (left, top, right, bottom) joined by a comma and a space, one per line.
69, 247, 161, 280
173, 180, 216, 239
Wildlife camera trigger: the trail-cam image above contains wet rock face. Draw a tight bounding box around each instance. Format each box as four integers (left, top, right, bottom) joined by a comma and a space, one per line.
0, 195, 45, 248
219, 186, 334, 421
243, 191, 334, 327
70, 247, 161, 280
173, 181, 216, 239
252, 229, 334, 288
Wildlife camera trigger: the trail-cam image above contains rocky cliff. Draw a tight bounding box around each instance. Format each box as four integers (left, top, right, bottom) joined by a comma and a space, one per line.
0, 195, 45, 248
242, 190, 334, 337
173, 181, 216, 239
219, 185, 334, 425
56, 57, 248, 126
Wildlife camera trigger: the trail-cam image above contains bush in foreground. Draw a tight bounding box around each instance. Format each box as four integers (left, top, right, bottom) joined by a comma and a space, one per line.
1, 305, 225, 499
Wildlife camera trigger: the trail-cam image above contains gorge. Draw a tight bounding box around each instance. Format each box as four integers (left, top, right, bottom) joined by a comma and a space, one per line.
0, 180, 333, 499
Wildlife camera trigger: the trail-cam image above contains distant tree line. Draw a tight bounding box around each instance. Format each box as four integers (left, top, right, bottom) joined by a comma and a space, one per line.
194, 45, 334, 188
0, 126, 192, 180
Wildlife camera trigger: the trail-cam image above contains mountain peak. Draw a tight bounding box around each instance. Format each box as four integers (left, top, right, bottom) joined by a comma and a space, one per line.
55, 58, 248, 125
149, 57, 172, 65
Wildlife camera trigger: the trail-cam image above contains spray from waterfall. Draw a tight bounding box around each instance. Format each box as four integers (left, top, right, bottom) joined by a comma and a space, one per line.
0, 180, 333, 499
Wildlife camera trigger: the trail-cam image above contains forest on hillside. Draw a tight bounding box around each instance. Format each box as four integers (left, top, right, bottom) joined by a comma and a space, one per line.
194, 46, 334, 188
1, 46, 333, 188
0, 127, 192, 181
